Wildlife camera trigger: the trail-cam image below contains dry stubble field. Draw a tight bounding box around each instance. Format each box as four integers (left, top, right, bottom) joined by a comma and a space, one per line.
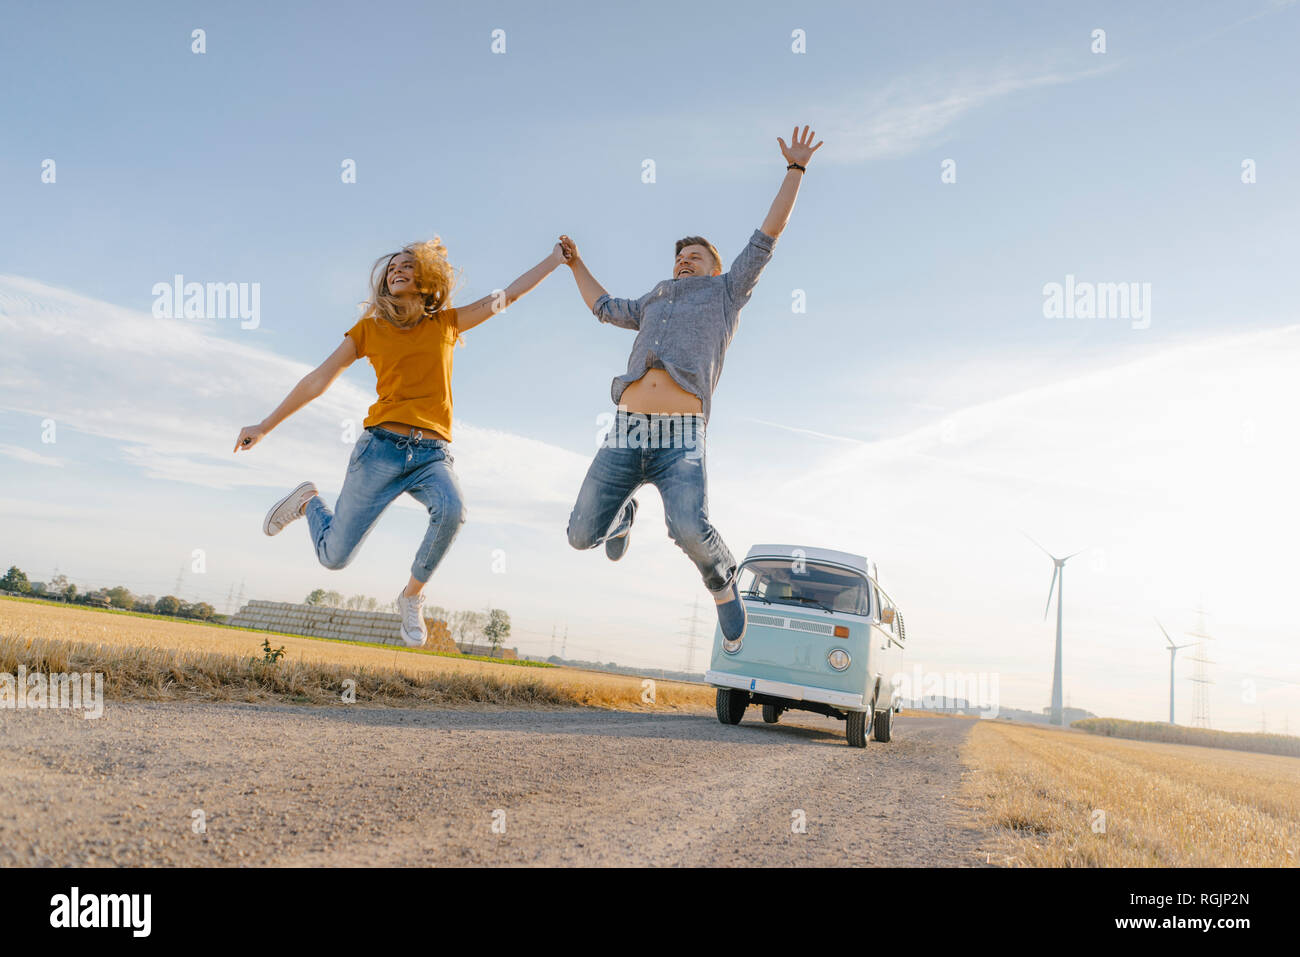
962, 719, 1299, 866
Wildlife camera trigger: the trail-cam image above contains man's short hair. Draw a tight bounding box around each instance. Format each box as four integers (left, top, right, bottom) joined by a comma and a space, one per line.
674, 236, 722, 274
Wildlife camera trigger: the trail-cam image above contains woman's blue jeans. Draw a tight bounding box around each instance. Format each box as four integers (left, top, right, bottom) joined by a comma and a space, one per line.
305, 427, 466, 583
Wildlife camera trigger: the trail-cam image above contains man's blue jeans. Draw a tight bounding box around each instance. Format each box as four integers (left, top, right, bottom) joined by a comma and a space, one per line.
567, 410, 737, 592
305, 427, 466, 583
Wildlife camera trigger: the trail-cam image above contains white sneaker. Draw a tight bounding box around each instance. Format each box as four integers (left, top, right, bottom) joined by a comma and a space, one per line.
396, 591, 428, 648
263, 481, 319, 536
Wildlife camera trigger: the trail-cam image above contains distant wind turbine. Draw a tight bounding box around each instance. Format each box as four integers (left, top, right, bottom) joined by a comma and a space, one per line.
1156, 619, 1193, 725
1026, 535, 1082, 726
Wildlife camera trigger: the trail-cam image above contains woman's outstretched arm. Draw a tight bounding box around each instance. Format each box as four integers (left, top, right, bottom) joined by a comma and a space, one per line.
233, 337, 358, 452
450, 243, 567, 333
558, 235, 610, 313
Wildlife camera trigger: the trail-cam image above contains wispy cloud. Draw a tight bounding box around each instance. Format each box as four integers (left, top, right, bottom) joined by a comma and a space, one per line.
618, 52, 1121, 175
0, 443, 62, 467
822, 64, 1117, 163
737, 416, 866, 445
815, 0, 1295, 166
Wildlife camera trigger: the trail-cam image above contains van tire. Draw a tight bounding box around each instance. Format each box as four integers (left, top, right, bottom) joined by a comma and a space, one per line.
846, 710, 868, 747
873, 707, 893, 742
716, 688, 748, 725
761, 704, 782, 724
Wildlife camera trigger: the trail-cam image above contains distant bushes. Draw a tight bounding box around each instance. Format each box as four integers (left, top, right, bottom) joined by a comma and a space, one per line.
1073, 717, 1300, 758
0, 565, 220, 622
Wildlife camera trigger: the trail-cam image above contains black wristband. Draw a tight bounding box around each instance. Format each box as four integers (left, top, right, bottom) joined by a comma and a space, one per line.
787, 162, 806, 172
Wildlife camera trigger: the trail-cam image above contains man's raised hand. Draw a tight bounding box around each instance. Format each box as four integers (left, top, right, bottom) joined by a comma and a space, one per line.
778, 125, 823, 168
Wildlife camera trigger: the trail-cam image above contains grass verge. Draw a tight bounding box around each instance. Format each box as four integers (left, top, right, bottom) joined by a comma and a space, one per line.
0, 633, 568, 709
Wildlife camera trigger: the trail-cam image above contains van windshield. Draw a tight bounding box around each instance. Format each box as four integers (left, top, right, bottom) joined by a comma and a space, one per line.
738, 559, 871, 617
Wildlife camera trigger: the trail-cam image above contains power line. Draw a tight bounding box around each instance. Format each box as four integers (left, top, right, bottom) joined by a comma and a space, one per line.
1188, 605, 1215, 730
679, 597, 707, 674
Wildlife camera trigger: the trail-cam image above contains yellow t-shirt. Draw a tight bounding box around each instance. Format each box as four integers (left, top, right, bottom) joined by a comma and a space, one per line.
345, 310, 460, 441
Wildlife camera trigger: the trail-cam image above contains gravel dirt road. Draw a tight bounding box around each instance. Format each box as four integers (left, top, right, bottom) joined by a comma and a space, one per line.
0, 702, 988, 866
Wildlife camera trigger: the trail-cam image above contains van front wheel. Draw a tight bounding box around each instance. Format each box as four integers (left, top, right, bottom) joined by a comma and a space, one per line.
716, 688, 748, 725
846, 710, 868, 747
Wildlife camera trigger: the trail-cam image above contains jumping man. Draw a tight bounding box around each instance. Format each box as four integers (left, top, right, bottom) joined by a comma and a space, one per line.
559, 124, 823, 642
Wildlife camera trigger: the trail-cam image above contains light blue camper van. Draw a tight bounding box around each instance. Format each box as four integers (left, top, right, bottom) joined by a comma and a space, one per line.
706, 544, 906, 748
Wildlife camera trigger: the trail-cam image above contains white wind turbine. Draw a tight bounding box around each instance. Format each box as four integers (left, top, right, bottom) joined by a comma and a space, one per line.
1156, 619, 1193, 725
1027, 535, 1082, 726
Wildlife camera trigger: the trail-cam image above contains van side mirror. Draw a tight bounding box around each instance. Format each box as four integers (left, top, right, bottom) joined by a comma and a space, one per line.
880, 607, 895, 625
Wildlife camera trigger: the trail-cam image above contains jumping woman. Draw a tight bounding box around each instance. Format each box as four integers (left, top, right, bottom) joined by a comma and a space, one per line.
233, 238, 567, 647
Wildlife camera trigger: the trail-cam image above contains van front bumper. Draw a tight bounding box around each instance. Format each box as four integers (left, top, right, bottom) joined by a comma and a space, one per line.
706, 670, 867, 712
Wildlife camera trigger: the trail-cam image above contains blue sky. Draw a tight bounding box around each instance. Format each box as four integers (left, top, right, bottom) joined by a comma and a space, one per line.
2, 0, 1298, 731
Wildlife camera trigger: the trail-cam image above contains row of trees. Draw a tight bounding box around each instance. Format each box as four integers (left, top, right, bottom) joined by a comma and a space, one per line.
303, 589, 512, 656
1, 566, 217, 621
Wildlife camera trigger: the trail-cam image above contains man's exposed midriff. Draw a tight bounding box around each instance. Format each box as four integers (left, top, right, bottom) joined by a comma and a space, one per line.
619, 369, 704, 415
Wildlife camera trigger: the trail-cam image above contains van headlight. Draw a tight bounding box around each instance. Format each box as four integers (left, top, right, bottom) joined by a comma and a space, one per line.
828, 649, 851, 671
722, 636, 743, 655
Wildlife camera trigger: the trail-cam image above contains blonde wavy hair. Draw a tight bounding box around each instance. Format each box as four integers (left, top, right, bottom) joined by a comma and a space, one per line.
363, 238, 459, 329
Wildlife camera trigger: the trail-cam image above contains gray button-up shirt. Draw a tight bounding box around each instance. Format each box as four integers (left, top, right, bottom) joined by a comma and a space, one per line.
592, 228, 777, 421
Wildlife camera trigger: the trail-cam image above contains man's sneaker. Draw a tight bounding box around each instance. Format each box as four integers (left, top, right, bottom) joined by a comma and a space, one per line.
396, 591, 428, 648
715, 582, 747, 642
605, 498, 639, 562
263, 482, 318, 536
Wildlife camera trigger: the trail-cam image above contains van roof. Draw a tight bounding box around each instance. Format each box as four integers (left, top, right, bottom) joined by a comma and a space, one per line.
744, 544, 871, 576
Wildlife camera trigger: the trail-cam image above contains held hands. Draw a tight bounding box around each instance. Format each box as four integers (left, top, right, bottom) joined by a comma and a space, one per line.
233, 423, 268, 453
778, 125, 823, 169
558, 235, 579, 267
550, 241, 566, 268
